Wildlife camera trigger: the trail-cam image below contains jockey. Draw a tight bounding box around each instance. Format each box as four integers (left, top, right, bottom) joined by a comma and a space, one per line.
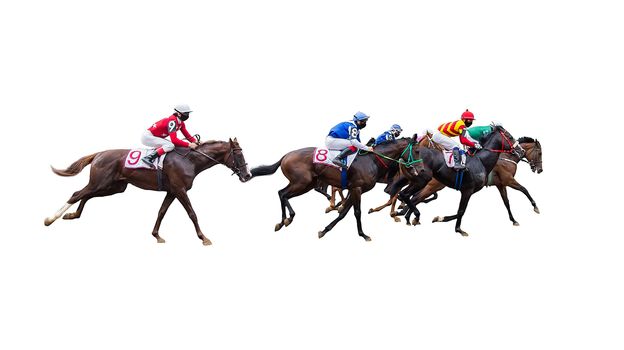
431, 109, 482, 169
326, 111, 374, 169
374, 124, 403, 145
140, 104, 200, 167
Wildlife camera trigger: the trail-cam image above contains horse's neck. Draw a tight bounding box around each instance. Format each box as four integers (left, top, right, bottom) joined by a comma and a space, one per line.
478, 136, 505, 172
369, 141, 408, 174
195, 142, 228, 170
522, 143, 537, 162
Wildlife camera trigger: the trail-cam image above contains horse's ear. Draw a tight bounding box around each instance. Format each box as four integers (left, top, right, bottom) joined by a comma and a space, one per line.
229, 138, 233, 143
412, 133, 418, 142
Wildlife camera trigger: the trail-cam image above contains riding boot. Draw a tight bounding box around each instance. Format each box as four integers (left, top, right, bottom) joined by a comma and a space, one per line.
141, 150, 158, 168
452, 147, 464, 170
332, 148, 355, 169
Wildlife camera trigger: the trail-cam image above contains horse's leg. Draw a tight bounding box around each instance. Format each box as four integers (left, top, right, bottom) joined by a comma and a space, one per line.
174, 190, 211, 246
496, 185, 519, 226
389, 194, 401, 222
422, 192, 438, 203
368, 196, 393, 214
432, 190, 473, 236
325, 186, 337, 213
62, 182, 128, 220
351, 188, 371, 241
275, 182, 314, 231
314, 183, 332, 201
44, 175, 124, 225
318, 191, 355, 239
151, 192, 176, 243
507, 179, 540, 214
411, 182, 445, 225
336, 188, 346, 211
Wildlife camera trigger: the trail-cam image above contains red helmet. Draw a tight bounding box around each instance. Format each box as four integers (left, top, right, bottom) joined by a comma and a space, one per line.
461, 109, 475, 120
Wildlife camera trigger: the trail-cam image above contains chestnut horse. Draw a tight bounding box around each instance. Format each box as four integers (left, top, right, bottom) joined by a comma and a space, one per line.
250, 136, 424, 241
44, 138, 252, 245
401, 136, 543, 226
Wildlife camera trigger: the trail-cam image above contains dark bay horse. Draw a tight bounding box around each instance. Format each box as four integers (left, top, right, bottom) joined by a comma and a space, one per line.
250, 136, 425, 241
44, 138, 252, 245
373, 136, 543, 226
398, 125, 524, 236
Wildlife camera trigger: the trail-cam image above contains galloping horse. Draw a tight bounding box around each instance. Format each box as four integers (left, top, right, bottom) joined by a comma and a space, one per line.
44, 138, 252, 245
250, 136, 424, 241
398, 124, 524, 236
371, 135, 543, 226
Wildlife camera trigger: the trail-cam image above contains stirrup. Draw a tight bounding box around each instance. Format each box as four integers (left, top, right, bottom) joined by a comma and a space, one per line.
141, 157, 156, 168
333, 159, 347, 169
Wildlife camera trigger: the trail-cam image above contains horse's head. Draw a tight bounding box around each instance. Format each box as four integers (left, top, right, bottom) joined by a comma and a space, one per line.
519, 137, 543, 174
227, 138, 252, 182
398, 134, 425, 177
483, 124, 524, 158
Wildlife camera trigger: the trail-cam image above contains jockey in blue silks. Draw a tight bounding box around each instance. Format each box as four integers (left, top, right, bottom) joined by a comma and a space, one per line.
374, 124, 403, 145
325, 111, 374, 169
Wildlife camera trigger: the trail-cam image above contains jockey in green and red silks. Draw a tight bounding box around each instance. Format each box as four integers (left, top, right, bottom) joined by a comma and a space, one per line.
140, 104, 200, 167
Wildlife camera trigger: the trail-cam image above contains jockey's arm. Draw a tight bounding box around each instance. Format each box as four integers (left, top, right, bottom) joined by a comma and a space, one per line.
170, 132, 191, 147
350, 137, 372, 151
459, 129, 476, 147
180, 124, 197, 144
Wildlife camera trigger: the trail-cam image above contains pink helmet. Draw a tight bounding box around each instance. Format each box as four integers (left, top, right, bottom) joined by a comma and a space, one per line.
461, 109, 475, 120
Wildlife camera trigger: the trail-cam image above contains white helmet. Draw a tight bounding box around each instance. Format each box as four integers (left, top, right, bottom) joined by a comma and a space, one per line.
174, 104, 192, 114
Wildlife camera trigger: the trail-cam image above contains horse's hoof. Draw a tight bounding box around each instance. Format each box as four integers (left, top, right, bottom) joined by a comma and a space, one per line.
156, 238, 166, 243
412, 219, 420, 225
44, 218, 53, 226
368, 209, 374, 214
284, 218, 292, 227
432, 216, 443, 223
534, 207, 540, 214
457, 230, 469, 237
202, 239, 212, 246
62, 213, 75, 220
274, 223, 283, 232
405, 220, 411, 226
513, 221, 520, 226
318, 230, 326, 239
325, 207, 333, 213
361, 235, 372, 242
393, 217, 401, 223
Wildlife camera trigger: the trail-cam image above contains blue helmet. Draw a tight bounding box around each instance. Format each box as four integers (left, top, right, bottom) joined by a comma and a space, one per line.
353, 111, 370, 121
391, 124, 402, 132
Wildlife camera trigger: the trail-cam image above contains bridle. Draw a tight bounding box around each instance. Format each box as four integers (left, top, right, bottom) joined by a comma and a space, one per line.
366, 139, 423, 169
486, 130, 524, 158
192, 143, 248, 177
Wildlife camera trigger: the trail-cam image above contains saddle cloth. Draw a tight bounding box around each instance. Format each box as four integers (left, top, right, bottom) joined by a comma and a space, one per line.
312, 148, 357, 169
442, 150, 468, 168
124, 148, 167, 169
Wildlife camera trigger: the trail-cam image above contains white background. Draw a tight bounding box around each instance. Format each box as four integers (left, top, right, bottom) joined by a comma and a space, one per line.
1, 1, 622, 349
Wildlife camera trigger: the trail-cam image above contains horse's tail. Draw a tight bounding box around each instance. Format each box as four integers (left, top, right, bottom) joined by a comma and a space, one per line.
251, 156, 284, 178
51, 153, 99, 177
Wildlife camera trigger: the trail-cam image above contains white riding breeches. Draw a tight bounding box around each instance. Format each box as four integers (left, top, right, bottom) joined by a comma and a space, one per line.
141, 130, 175, 152
325, 136, 368, 151
432, 131, 460, 151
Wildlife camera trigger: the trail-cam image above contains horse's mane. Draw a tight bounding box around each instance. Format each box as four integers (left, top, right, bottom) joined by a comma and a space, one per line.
518, 136, 535, 144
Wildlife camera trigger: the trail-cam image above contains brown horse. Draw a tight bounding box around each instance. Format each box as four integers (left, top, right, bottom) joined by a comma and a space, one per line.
44, 138, 252, 245
250, 136, 425, 241
401, 136, 543, 226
